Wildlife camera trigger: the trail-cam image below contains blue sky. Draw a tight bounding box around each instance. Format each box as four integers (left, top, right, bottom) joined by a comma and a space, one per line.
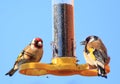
0, 0, 120, 84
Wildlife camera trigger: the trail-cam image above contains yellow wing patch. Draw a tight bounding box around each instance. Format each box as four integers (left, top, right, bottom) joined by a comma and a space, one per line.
16, 53, 23, 62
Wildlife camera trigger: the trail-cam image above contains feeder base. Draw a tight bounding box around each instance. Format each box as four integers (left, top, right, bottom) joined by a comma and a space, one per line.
19, 57, 110, 76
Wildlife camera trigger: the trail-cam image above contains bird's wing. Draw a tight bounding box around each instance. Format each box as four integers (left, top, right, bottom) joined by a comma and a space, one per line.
14, 45, 32, 64
15, 50, 25, 62
23, 44, 35, 57
93, 49, 107, 64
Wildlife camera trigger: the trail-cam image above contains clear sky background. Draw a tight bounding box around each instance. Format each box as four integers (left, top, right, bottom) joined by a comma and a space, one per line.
0, 0, 119, 84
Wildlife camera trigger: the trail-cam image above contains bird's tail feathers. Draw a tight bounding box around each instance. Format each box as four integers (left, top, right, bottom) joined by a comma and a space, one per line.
97, 65, 107, 79
5, 68, 17, 76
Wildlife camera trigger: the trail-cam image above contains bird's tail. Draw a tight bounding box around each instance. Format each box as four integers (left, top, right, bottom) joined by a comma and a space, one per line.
5, 68, 17, 76
97, 65, 107, 78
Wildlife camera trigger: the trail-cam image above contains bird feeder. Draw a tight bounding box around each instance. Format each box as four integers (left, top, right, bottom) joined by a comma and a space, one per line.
19, 0, 110, 76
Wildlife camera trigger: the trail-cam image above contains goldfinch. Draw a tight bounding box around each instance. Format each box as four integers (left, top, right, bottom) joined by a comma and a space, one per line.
80, 35, 110, 78
5, 37, 43, 76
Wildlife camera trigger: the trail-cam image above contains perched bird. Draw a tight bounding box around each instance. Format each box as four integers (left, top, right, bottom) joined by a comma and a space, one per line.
80, 35, 110, 78
5, 37, 43, 76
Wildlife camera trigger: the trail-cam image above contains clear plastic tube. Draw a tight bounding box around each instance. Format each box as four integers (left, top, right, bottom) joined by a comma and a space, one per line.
52, 0, 75, 57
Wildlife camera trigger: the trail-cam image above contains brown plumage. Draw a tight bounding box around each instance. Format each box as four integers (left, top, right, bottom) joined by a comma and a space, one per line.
5, 37, 43, 76
86, 38, 110, 65
81, 35, 110, 78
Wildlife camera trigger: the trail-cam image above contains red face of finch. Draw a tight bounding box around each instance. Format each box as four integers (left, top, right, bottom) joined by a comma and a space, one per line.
32, 38, 43, 49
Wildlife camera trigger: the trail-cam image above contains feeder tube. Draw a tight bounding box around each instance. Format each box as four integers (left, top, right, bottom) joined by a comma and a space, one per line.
53, 0, 75, 57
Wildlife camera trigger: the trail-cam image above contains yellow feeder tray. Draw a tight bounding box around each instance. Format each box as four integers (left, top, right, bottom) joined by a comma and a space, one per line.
19, 57, 110, 76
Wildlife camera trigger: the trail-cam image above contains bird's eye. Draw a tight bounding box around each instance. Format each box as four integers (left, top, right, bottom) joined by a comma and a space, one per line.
86, 37, 90, 42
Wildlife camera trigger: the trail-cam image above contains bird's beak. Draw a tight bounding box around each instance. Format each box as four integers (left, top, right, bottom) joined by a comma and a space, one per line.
80, 41, 86, 45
